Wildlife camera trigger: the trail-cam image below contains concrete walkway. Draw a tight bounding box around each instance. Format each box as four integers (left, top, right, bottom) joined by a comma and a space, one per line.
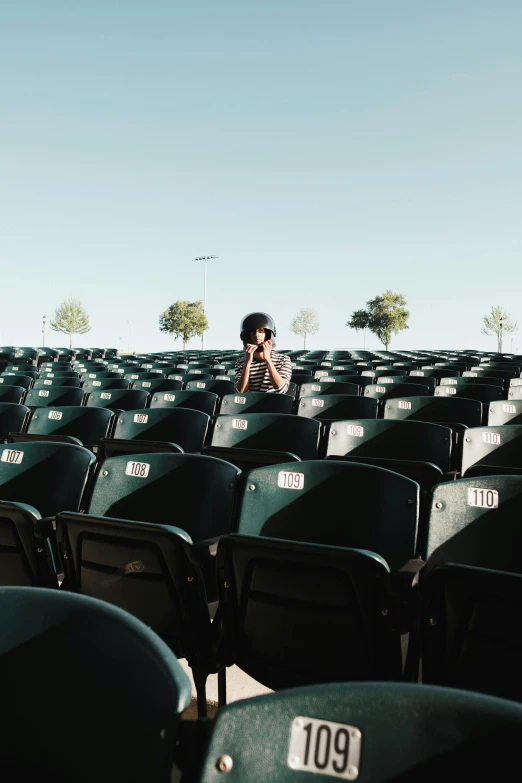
180, 660, 272, 719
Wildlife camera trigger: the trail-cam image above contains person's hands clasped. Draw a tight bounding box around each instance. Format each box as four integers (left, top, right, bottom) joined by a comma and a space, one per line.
258, 339, 272, 363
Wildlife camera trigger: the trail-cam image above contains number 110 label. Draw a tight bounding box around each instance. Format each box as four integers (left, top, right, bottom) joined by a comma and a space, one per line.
287, 716, 362, 779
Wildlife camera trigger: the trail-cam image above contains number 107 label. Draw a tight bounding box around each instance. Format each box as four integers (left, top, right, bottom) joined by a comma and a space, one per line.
287, 716, 361, 779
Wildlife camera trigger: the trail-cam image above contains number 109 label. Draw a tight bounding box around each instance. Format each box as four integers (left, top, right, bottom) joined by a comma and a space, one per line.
278, 471, 305, 490
287, 716, 361, 779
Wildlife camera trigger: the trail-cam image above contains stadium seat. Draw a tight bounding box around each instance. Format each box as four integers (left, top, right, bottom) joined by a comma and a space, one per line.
190, 681, 522, 783
132, 377, 183, 394
24, 386, 85, 409
33, 377, 82, 389
81, 378, 131, 393
434, 384, 504, 403
219, 392, 294, 415
235, 460, 419, 570
0, 374, 33, 390
57, 453, 242, 714
185, 379, 235, 396
85, 388, 149, 411
0, 386, 27, 405
0, 403, 30, 441
0, 587, 191, 783
384, 396, 483, 430
168, 373, 213, 384
150, 389, 218, 417
204, 413, 321, 471
488, 399, 522, 425
0, 441, 95, 586
299, 396, 379, 425
421, 564, 522, 702
214, 536, 402, 695
99, 407, 210, 458
298, 381, 364, 398
364, 383, 431, 401
460, 425, 522, 477
10, 406, 114, 449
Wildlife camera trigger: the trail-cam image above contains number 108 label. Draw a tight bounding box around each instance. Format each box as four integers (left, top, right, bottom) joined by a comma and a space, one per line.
287, 716, 361, 779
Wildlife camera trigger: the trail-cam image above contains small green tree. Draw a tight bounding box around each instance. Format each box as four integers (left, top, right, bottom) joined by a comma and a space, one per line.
159, 300, 208, 349
481, 305, 517, 353
50, 297, 91, 349
289, 307, 320, 349
347, 290, 409, 350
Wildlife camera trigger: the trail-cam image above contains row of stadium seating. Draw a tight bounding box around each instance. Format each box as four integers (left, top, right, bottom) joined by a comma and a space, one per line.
3, 587, 521, 782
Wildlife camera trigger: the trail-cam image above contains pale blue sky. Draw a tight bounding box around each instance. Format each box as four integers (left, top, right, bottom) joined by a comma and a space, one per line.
1, 1, 521, 353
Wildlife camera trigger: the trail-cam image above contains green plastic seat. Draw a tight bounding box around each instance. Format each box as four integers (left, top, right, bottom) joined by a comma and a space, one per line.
488, 399, 522, 425
10, 406, 114, 448
58, 453, 242, 715
81, 377, 131, 393
150, 389, 218, 417
33, 377, 82, 389
0, 586, 191, 783
410, 368, 460, 380
191, 681, 522, 783
132, 377, 183, 394
0, 403, 30, 440
85, 388, 149, 411
185, 378, 235, 396
100, 407, 209, 458
461, 425, 522, 477
218, 392, 294, 416
215, 536, 401, 694
377, 375, 437, 391
237, 460, 419, 570
204, 413, 321, 471
168, 372, 213, 384
364, 382, 431, 401
434, 384, 504, 404
0, 386, 26, 405
297, 395, 377, 421
0, 374, 33, 390
421, 564, 522, 702
383, 396, 483, 429
25, 386, 85, 408
0, 441, 95, 586
298, 381, 364, 398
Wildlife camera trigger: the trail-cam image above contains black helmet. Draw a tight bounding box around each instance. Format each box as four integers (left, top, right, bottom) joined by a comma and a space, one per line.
240, 312, 277, 345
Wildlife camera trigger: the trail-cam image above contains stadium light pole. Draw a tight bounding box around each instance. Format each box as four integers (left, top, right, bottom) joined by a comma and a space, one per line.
194, 255, 218, 349
499, 316, 504, 354
42, 315, 46, 347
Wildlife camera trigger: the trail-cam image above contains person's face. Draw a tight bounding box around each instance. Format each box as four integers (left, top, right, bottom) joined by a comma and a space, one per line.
250, 327, 266, 346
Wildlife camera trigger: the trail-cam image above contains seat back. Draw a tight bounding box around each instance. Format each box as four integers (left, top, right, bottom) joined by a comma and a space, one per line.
81, 378, 131, 393
185, 379, 235, 396
194, 681, 522, 783
488, 399, 522, 425
23, 406, 114, 447
384, 396, 483, 428
131, 378, 183, 394
460, 425, 522, 477
237, 460, 419, 569
111, 407, 209, 453
150, 389, 218, 416
219, 392, 294, 416
24, 386, 85, 408
33, 377, 82, 389
425, 475, 522, 572
217, 537, 401, 691
86, 452, 240, 541
298, 381, 365, 398
297, 395, 378, 421
435, 385, 504, 403
0, 586, 191, 783
85, 389, 149, 411
364, 383, 431, 400
0, 374, 33, 390
324, 419, 452, 471
210, 414, 321, 460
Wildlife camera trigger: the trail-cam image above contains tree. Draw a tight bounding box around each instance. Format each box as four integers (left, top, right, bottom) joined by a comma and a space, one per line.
347, 290, 409, 350
50, 297, 91, 349
289, 307, 320, 349
159, 300, 208, 349
481, 305, 517, 353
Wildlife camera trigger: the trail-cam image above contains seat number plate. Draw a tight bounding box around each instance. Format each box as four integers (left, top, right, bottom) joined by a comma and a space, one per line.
125, 461, 150, 478
312, 398, 324, 407
504, 404, 516, 413
142, 382, 151, 388
164, 394, 175, 401
38, 390, 49, 397
232, 418, 248, 430
375, 386, 385, 393
48, 411, 63, 420
347, 424, 364, 437
278, 471, 305, 490
1, 449, 23, 464
482, 432, 500, 445
445, 387, 456, 394
196, 382, 206, 388
43, 379, 52, 385
234, 396, 246, 404
101, 392, 111, 400
93, 381, 101, 386
287, 716, 361, 780
398, 401, 411, 409
133, 414, 148, 424
467, 487, 499, 508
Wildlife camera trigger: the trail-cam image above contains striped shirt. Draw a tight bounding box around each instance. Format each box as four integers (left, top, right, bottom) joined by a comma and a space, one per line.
235, 351, 292, 394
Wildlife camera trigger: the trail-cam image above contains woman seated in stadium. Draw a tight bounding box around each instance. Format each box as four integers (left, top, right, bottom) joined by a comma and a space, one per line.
235, 312, 292, 394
